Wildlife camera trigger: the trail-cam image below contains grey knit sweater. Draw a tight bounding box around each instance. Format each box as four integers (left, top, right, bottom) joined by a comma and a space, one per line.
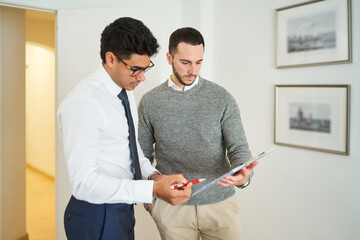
138, 77, 252, 205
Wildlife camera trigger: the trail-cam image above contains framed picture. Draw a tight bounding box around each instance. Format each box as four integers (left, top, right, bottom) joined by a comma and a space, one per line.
275, 0, 352, 68
274, 85, 350, 155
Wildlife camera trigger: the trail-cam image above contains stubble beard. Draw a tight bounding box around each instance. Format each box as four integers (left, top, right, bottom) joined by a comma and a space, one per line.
172, 63, 196, 87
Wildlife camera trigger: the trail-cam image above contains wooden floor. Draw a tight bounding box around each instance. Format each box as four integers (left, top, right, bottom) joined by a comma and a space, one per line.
26, 166, 55, 240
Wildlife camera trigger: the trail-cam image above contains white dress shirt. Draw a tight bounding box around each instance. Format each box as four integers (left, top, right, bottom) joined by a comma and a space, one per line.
58, 64, 156, 204
168, 75, 199, 91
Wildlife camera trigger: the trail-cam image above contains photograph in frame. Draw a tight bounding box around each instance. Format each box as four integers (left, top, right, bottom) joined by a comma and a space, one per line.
275, 0, 351, 68
274, 85, 350, 155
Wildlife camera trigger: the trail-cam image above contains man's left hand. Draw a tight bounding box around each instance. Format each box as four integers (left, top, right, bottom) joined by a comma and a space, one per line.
217, 161, 258, 187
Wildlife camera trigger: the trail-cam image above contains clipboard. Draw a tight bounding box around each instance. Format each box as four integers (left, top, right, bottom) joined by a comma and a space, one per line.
191, 148, 275, 197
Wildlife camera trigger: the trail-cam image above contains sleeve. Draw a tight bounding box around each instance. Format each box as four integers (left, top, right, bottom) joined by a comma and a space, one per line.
220, 92, 252, 166
137, 97, 156, 164
58, 97, 154, 204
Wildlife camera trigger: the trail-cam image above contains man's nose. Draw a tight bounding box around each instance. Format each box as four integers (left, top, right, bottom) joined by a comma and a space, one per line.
135, 71, 146, 81
188, 64, 196, 75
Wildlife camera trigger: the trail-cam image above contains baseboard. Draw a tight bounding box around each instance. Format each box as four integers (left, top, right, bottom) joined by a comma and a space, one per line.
26, 164, 55, 181
17, 233, 29, 240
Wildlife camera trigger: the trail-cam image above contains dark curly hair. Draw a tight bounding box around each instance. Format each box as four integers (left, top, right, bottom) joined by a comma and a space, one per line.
168, 27, 205, 55
100, 17, 159, 62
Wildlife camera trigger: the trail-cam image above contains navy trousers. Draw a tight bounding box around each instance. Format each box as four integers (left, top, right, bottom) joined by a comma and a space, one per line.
64, 196, 135, 240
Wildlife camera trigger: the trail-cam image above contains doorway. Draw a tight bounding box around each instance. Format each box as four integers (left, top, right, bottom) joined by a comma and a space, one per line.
25, 9, 56, 240
0, 6, 56, 239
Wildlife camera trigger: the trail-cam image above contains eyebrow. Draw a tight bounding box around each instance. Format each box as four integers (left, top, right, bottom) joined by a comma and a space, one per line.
179, 59, 203, 63
130, 62, 151, 69
130, 65, 144, 70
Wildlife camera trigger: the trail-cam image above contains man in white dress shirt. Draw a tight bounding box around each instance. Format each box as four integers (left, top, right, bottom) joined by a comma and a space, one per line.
57, 17, 192, 240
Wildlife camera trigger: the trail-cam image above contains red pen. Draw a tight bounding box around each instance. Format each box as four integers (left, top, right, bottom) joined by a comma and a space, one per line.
170, 178, 206, 190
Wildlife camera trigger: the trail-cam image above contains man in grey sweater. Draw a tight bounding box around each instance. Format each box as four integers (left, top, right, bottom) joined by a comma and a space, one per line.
138, 27, 257, 240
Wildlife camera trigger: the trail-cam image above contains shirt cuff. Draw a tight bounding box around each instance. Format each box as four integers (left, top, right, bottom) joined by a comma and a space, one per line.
132, 180, 154, 203
147, 170, 161, 180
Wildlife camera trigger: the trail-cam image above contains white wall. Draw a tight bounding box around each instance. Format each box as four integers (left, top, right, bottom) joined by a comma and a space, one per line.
26, 11, 56, 177
213, 0, 360, 239
26, 43, 55, 176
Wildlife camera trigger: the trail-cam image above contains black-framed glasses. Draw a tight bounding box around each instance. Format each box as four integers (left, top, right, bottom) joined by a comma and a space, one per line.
118, 58, 154, 77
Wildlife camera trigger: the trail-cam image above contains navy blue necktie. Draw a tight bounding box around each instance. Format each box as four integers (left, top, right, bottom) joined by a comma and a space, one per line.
118, 89, 142, 180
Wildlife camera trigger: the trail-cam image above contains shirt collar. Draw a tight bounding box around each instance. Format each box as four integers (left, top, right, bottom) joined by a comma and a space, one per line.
168, 75, 199, 91
97, 64, 124, 97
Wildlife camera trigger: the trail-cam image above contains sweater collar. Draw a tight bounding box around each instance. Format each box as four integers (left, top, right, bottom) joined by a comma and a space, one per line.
168, 75, 200, 91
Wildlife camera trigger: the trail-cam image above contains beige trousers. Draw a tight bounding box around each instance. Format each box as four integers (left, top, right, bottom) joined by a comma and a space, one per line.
151, 194, 243, 240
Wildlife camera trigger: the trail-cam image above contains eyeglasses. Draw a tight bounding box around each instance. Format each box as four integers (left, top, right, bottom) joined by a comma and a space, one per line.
118, 57, 154, 77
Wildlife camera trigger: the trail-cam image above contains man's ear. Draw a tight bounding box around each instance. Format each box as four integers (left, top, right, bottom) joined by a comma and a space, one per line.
166, 52, 172, 65
105, 52, 116, 68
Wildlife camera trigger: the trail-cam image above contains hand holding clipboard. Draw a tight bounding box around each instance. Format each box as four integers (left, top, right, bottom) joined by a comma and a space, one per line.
191, 148, 275, 197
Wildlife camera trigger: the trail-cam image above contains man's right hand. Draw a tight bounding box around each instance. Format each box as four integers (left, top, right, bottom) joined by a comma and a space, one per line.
153, 174, 192, 206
